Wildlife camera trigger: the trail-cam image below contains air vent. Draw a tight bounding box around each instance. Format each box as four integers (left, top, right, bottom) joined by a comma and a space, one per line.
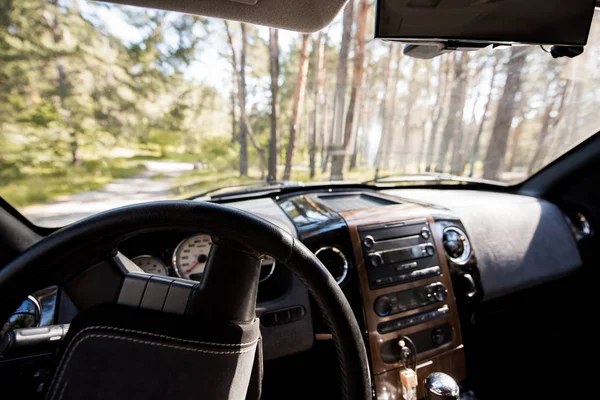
566, 212, 592, 241
314, 246, 349, 285
442, 227, 471, 265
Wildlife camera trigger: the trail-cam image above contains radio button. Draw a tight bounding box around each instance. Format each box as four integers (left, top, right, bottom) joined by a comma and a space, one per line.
420, 228, 431, 240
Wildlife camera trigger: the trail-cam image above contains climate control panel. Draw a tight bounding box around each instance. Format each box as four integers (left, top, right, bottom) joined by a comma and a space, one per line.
373, 282, 448, 317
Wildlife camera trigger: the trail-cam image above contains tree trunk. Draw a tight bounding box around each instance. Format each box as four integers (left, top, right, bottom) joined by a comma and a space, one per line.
417, 63, 432, 171
425, 57, 450, 172
310, 32, 326, 179
267, 28, 279, 182
328, 0, 355, 174
382, 46, 403, 171
528, 80, 569, 173
483, 47, 527, 180
230, 72, 237, 144
350, 70, 370, 170
449, 54, 471, 175
239, 24, 249, 177
224, 22, 265, 178
435, 53, 468, 173
283, 33, 311, 180
506, 114, 525, 171
374, 45, 395, 178
468, 57, 500, 177
399, 59, 418, 171
330, 0, 369, 180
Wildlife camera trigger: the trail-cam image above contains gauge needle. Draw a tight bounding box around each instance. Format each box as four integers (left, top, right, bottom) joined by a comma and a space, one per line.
184, 261, 200, 275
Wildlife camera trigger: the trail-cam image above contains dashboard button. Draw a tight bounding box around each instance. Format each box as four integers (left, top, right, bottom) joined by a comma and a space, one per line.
289, 306, 305, 322
261, 312, 277, 327
425, 245, 435, 256
420, 228, 431, 240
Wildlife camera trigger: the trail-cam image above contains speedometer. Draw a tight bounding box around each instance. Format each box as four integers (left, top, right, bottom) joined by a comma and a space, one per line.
173, 234, 213, 281
132, 255, 169, 276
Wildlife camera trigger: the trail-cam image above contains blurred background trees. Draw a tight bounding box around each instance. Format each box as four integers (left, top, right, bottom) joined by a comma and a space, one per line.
2, 0, 600, 206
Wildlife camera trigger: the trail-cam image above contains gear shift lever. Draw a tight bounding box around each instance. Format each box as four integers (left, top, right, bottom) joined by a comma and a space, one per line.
424, 372, 459, 400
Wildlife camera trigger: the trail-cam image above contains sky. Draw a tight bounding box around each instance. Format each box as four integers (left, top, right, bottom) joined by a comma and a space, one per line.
75, 0, 333, 92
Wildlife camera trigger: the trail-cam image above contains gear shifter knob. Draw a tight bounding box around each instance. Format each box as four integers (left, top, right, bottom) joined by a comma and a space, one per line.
424, 372, 459, 400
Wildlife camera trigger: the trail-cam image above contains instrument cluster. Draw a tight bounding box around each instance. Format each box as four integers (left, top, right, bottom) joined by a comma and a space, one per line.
123, 232, 276, 284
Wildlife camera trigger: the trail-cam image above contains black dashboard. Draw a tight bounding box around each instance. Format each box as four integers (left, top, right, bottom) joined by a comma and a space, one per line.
1, 187, 590, 398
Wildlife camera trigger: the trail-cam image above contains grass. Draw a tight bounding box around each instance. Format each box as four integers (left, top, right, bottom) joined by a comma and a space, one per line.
0, 158, 146, 207
150, 173, 168, 181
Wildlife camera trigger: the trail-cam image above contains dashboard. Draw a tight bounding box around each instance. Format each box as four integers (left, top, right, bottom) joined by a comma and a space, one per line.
1, 188, 588, 399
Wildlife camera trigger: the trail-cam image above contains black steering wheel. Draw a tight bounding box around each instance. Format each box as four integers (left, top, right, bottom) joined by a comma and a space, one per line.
0, 201, 370, 400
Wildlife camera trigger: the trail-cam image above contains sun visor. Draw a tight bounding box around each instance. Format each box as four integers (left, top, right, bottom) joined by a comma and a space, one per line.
376, 0, 596, 46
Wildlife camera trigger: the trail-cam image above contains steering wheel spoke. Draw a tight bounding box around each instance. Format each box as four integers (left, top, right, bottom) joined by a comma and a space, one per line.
187, 241, 261, 323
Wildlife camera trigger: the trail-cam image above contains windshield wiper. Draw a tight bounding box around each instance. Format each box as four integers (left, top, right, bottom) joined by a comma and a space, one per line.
362, 172, 506, 186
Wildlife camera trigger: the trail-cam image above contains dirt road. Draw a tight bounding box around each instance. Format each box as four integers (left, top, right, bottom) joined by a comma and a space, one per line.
22, 161, 194, 227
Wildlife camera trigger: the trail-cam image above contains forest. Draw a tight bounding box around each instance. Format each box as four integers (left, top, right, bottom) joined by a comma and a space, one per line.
2, 0, 600, 208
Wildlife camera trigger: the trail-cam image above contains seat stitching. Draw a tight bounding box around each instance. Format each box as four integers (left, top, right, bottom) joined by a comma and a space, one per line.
81, 325, 259, 347
48, 331, 256, 400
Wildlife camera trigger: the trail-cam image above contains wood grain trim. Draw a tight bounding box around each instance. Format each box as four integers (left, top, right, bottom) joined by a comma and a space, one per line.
340, 205, 464, 377
374, 346, 466, 399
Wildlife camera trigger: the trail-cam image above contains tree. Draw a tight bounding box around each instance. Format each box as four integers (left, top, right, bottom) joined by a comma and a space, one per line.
399, 59, 419, 171
327, 0, 355, 175
483, 47, 528, 180
310, 31, 326, 179
224, 22, 266, 178
424, 57, 450, 172
330, 0, 370, 180
449, 53, 472, 175
528, 79, 569, 173
267, 28, 279, 182
435, 53, 468, 173
468, 56, 500, 177
283, 33, 311, 180
374, 44, 396, 177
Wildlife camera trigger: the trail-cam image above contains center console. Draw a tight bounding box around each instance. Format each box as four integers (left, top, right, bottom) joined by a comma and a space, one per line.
340, 204, 468, 399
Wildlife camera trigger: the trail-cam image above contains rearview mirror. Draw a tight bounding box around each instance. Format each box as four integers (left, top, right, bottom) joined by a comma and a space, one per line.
376, 0, 596, 48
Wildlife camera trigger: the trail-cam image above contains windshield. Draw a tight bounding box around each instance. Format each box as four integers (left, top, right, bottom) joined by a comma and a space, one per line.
2, 0, 600, 227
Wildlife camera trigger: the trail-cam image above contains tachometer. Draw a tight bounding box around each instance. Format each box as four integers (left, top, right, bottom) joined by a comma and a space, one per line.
173, 234, 213, 281
132, 255, 169, 276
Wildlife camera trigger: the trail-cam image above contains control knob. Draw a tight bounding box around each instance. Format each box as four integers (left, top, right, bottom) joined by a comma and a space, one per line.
368, 253, 383, 267
363, 235, 375, 249
374, 296, 392, 317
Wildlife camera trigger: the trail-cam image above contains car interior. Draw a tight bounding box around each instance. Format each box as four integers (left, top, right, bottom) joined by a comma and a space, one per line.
1, 0, 598, 399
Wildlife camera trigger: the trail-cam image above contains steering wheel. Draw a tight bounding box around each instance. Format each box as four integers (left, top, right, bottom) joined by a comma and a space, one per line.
0, 201, 370, 400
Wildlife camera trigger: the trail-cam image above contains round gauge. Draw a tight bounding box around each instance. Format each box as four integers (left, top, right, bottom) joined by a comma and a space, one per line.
173, 234, 213, 281
132, 255, 169, 276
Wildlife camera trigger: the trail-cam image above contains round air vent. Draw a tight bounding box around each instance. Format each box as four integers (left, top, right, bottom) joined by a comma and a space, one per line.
566, 212, 592, 241
314, 246, 349, 285
442, 227, 471, 265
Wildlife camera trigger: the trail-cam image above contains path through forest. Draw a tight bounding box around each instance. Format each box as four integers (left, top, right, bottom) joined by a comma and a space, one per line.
22, 161, 194, 227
